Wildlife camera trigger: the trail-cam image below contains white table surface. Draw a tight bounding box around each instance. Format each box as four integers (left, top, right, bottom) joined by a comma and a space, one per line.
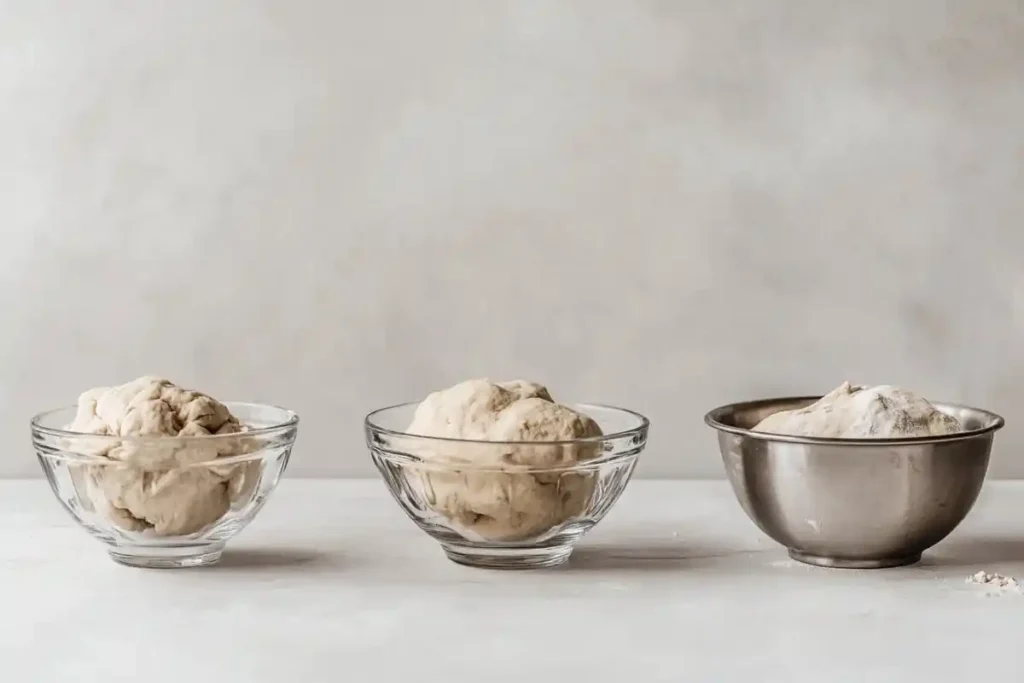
2, 479, 1023, 682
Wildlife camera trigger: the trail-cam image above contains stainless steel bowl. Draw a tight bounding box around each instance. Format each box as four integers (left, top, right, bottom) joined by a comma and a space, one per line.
705, 396, 1005, 569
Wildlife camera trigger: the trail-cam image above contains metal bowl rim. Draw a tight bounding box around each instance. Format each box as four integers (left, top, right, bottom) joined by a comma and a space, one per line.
704, 395, 1005, 446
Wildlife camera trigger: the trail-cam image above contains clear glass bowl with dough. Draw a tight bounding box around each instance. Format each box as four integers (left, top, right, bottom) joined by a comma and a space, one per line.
32, 402, 298, 569
365, 403, 649, 569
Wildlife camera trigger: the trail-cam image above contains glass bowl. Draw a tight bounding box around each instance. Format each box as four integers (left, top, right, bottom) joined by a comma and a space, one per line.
32, 402, 298, 569
365, 402, 649, 569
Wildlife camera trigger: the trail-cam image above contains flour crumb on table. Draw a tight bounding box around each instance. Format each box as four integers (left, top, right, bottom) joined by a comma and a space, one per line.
966, 571, 1022, 593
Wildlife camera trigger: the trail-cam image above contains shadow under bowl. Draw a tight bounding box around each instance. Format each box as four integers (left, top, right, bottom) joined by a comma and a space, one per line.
705, 396, 1005, 569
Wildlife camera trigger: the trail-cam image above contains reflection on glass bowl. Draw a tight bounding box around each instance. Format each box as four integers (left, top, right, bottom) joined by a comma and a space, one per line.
32, 402, 298, 569
366, 402, 649, 569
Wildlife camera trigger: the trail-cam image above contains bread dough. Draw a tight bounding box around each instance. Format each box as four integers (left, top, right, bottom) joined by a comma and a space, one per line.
66, 376, 258, 536
405, 379, 603, 542
753, 382, 963, 438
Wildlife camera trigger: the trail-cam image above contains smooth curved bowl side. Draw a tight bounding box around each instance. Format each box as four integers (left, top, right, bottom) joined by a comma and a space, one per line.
32, 402, 299, 569
365, 403, 650, 569
706, 397, 1003, 568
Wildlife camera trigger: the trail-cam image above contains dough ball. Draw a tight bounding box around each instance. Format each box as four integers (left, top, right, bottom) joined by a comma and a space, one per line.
67, 377, 259, 536
405, 378, 603, 542
753, 381, 963, 439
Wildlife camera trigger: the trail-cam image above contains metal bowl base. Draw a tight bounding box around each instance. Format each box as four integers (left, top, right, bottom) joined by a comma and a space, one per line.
788, 549, 921, 569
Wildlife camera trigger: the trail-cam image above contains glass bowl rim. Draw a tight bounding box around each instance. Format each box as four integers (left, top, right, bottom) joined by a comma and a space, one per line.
31, 401, 299, 444
365, 401, 649, 472
365, 401, 649, 447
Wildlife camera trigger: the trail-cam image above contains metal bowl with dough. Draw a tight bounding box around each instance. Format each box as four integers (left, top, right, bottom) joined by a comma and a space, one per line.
704, 396, 1004, 568
32, 402, 298, 569
366, 402, 649, 569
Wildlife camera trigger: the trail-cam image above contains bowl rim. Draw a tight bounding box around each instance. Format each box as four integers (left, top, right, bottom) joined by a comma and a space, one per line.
365, 401, 650, 446
31, 401, 300, 444
704, 395, 1005, 446
364, 401, 650, 473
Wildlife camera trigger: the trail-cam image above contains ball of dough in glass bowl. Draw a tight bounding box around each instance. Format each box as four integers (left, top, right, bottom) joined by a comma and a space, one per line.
366, 379, 649, 569
32, 376, 298, 568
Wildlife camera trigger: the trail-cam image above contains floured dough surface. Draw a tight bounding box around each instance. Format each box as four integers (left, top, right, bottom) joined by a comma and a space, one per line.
406, 379, 603, 542
67, 376, 259, 536
753, 382, 963, 439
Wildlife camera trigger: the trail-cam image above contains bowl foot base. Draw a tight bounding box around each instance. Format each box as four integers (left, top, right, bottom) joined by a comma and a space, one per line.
441, 542, 573, 570
788, 549, 921, 569
108, 543, 226, 569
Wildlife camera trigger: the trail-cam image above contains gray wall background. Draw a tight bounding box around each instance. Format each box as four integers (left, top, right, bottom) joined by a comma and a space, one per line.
2, 1, 1022, 478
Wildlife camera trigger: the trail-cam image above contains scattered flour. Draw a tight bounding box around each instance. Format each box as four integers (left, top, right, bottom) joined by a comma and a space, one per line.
966, 571, 1022, 593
